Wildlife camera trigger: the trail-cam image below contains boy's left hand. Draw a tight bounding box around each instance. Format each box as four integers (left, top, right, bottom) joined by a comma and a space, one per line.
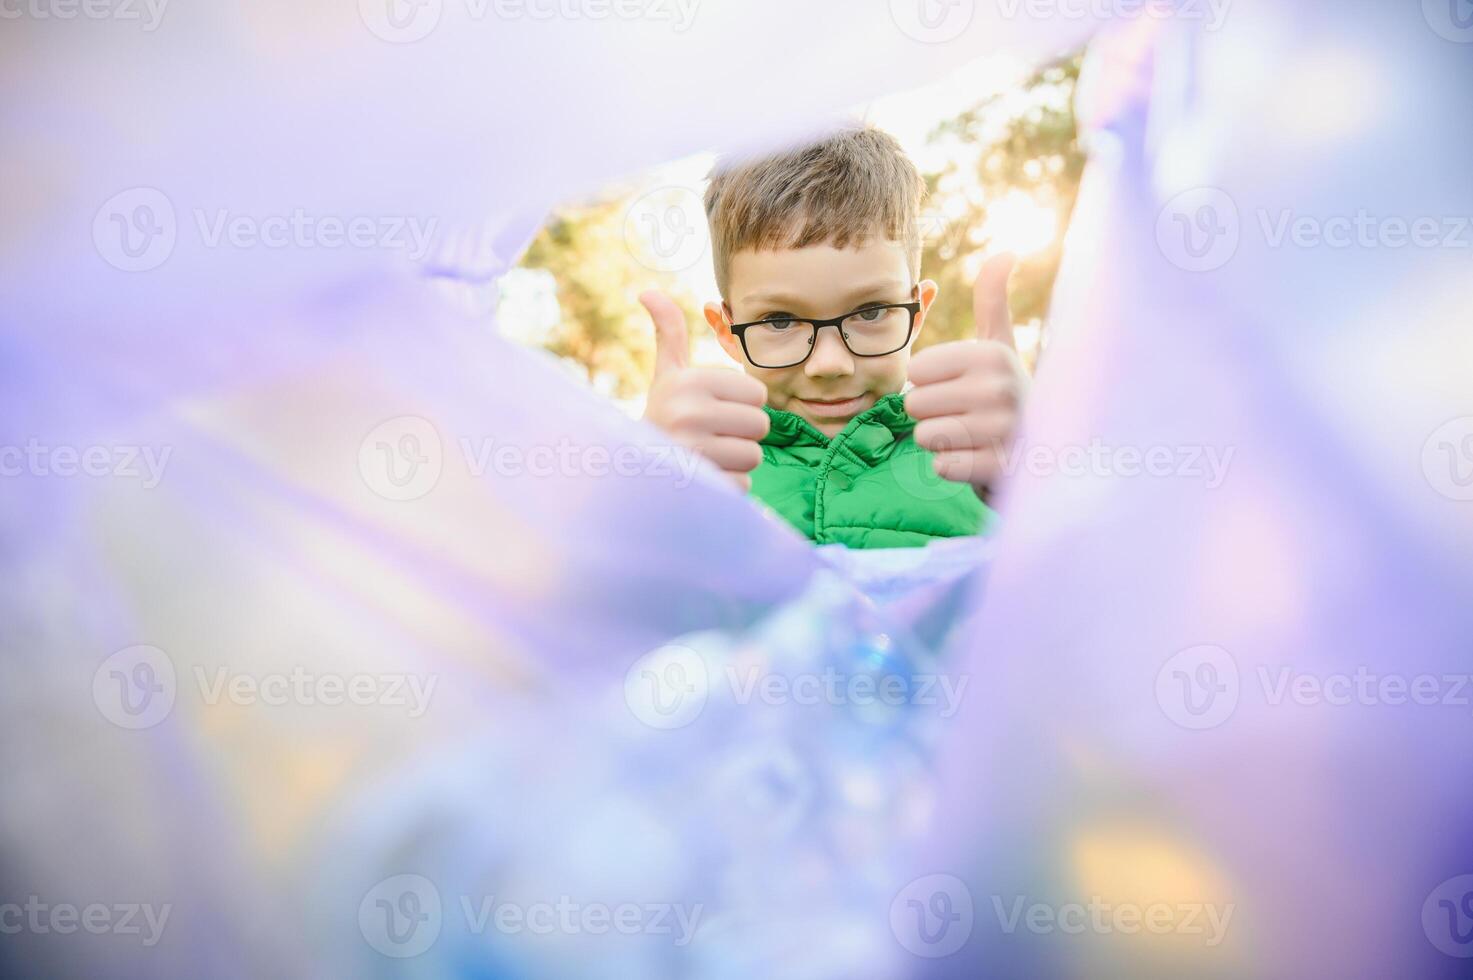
904, 252, 1029, 494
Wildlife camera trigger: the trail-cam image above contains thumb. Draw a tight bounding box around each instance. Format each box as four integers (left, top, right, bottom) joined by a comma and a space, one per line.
640, 289, 691, 379
972, 251, 1018, 351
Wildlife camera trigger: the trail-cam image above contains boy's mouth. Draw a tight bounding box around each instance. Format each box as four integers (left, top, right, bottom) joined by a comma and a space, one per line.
793, 394, 870, 420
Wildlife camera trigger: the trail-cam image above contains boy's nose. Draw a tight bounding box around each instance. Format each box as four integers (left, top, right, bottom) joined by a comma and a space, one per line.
804, 327, 854, 378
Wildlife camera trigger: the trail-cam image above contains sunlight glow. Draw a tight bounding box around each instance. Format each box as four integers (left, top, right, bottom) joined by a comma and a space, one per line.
980, 191, 1059, 257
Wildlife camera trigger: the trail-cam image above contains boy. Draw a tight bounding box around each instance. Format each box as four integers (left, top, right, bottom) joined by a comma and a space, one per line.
640, 126, 1028, 549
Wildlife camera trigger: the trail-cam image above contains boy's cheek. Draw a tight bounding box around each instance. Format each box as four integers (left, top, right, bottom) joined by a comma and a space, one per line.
876, 354, 911, 393
748, 367, 786, 407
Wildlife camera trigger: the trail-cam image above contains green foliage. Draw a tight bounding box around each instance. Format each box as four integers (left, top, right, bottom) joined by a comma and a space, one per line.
515, 51, 1086, 393
520, 195, 704, 399
918, 53, 1086, 356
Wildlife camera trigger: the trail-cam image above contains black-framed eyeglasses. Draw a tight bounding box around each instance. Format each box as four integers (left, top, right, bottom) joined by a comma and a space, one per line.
727, 294, 922, 369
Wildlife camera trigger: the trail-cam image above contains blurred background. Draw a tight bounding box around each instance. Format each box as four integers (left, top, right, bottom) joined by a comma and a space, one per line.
2, 2, 1471, 978
502, 52, 1086, 413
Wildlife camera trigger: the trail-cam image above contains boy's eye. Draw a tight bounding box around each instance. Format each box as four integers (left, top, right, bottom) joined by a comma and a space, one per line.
851, 306, 888, 322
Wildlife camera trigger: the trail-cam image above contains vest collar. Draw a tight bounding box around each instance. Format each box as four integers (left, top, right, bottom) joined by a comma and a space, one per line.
761, 392, 915, 464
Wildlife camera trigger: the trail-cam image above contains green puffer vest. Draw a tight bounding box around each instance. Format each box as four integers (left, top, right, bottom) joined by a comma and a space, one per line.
748, 393, 996, 549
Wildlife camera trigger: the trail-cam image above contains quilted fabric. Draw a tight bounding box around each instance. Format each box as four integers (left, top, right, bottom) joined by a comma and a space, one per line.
749, 393, 998, 549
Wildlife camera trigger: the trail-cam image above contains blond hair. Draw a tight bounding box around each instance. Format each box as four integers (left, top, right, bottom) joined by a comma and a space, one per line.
703, 126, 925, 298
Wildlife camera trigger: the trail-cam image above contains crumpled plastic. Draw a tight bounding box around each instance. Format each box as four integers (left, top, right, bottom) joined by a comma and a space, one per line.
1, 1, 1470, 978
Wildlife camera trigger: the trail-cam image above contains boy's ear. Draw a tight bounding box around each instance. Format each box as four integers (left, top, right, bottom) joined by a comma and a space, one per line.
704, 301, 745, 363
912, 279, 940, 345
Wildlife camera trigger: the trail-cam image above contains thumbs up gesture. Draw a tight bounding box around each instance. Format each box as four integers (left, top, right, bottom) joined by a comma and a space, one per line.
903, 253, 1029, 494
639, 290, 771, 491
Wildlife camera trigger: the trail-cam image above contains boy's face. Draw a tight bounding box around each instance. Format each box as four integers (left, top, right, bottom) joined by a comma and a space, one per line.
703, 239, 938, 437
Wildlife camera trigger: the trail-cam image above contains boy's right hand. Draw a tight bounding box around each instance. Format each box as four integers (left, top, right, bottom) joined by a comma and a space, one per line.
639, 290, 770, 491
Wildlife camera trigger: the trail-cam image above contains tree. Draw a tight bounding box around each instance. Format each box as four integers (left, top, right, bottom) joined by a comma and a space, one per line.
520, 192, 705, 400
514, 51, 1086, 391
918, 53, 1086, 366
